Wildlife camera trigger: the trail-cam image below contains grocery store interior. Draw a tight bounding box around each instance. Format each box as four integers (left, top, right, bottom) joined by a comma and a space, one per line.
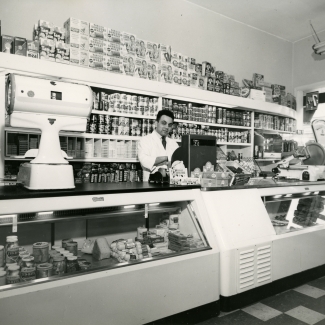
2, 0, 325, 324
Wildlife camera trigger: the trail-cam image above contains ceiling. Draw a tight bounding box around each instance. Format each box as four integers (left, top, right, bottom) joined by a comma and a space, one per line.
186, 0, 325, 42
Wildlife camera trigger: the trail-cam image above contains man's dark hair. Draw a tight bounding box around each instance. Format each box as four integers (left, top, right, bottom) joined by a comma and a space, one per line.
156, 109, 174, 122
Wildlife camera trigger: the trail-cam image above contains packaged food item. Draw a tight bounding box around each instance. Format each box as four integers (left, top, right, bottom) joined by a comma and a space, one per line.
0, 271, 6, 286
52, 256, 65, 275
93, 238, 111, 260
122, 54, 136, 76
66, 256, 79, 272
195, 63, 202, 76
64, 17, 81, 34
172, 67, 180, 85
106, 56, 123, 73
80, 20, 89, 36
33, 23, 39, 40
253, 73, 264, 89
80, 35, 89, 51
147, 62, 159, 81
89, 52, 106, 70
202, 61, 214, 77
66, 241, 78, 256
38, 20, 53, 40
53, 26, 66, 43
62, 238, 74, 250
89, 23, 107, 40
1, 35, 14, 54
146, 41, 160, 63
66, 32, 81, 49
198, 76, 207, 90
20, 267, 36, 281
80, 50, 89, 67
36, 263, 53, 278
135, 39, 147, 59
106, 41, 122, 57
69, 47, 80, 65
121, 32, 136, 56
55, 41, 70, 64
159, 63, 173, 83
171, 50, 179, 69
39, 38, 55, 61
13, 37, 27, 56
159, 43, 171, 64
5, 236, 19, 264
89, 37, 106, 54
188, 57, 196, 72
207, 76, 215, 92
21, 256, 35, 268
33, 242, 49, 263
134, 58, 148, 78
107, 28, 121, 43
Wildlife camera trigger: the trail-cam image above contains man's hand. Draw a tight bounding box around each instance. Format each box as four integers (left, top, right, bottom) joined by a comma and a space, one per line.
154, 156, 168, 167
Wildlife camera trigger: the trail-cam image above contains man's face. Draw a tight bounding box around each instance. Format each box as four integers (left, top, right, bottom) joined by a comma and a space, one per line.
156, 115, 173, 137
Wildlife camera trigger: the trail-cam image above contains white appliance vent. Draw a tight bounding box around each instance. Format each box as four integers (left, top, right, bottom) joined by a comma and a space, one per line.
237, 243, 272, 293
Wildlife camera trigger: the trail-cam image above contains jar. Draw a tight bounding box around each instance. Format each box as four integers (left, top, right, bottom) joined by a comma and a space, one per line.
0, 245, 4, 267
52, 256, 65, 275
21, 256, 35, 268
52, 245, 60, 251
5, 236, 19, 264
36, 263, 53, 279
62, 238, 73, 250
6, 275, 20, 284
7, 264, 20, 277
49, 251, 60, 264
66, 242, 78, 256
20, 267, 36, 282
0, 271, 6, 286
66, 256, 79, 273
33, 242, 49, 263
18, 251, 30, 267
56, 248, 66, 255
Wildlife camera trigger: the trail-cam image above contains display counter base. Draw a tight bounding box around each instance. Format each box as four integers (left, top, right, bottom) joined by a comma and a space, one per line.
221, 263, 325, 312
144, 300, 220, 325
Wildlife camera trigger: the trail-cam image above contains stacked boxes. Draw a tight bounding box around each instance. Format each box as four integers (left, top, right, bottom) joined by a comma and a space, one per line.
1, 35, 14, 54
263, 82, 273, 103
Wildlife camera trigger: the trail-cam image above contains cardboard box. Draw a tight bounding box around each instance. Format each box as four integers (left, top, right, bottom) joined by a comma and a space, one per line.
80, 35, 89, 51
172, 67, 181, 85
249, 89, 266, 101
27, 40, 39, 58
171, 50, 179, 69
106, 41, 121, 57
253, 73, 264, 89
179, 70, 189, 86
135, 39, 147, 59
214, 79, 223, 93
195, 63, 202, 76
66, 32, 81, 49
189, 72, 199, 88
188, 57, 196, 72
1, 35, 14, 54
206, 76, 215, 92
69, 47, 80, 65
89, 23, 107, 40
202, 61, 214, 77
121, 32, 136, 56
122, 54, 136, 76
89, 37, 106, 54
146, 41, 160, 63
33, 23, 39, 40
159, 63, 173, 83
38, 20, 53, 40
80, 50, 89, 67
198, 76, 207, 90
80, 20, 89, 36
14, 37, 27, 56
158, 43, 171, 64
107, 28, 121, 43
39, 38, 55, 61
147, 62, 159, 81
89, 52, 106, 70
106, 56, 123, 73
134, 57, 148, 78
55, 41, 70, 64
64, 17, 81, 34
53, 26, 66, 43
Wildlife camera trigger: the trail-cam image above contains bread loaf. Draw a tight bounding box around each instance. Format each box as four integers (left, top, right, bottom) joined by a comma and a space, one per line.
92, 238, 111, 260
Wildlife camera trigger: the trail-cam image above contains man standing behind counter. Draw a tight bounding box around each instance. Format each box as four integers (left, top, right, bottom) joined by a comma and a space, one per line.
138, 110, 179, 181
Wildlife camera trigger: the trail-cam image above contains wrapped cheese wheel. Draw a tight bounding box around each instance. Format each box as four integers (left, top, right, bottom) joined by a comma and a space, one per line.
92, 238, 111, 261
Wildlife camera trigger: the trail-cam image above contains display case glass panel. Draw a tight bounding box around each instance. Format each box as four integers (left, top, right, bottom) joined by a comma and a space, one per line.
0, 200, 210, 291
263, 193, 325, 235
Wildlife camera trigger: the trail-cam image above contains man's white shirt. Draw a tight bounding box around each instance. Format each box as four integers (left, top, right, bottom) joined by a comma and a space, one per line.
138, 130, 179, 181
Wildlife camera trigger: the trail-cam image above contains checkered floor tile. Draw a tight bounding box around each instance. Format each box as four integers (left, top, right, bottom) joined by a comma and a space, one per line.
196, 276, 325, 325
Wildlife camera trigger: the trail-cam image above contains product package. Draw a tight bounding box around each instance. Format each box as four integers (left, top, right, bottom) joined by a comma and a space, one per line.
1, 35, 14, 54
214, 79, 223, 93
106, 56, 123, 73
33, 23, 39, 41
39, 38, 55, 61
79, 20, 89, 36
79, 35, 89, 51
171, 51, 180, 69
80, 50, 89, 67
89, 52, 106, 70
14, 37, 27, 56
66, 32, 81, 49
146, 41, 160, 63
188, 72, 199, 88
195, 63, 202, 76
89, 23, 107, 40
89, 37, 106, 55
188, 57, 196, 72
106, 41, 122, 57
147, 62, 159, 81
180, 55, 188, 71
121, 32, 136, 56
69, 47, 80, 65
107, 28, 121, 43
134, 57, 148, 78
172, 66, 181, 85
135, 39, 147, 59
249, 89, 266, 101
253, 73, 264, 90
27, 40, 39, 58
198, 76, 207, 90
53, 27, 66, 43
179, 70, 189, 87
122, 54, 136, 76
159, 43, 171, 64
159, 63, 173, 83
64, 17, 81, 34
55, 41, 70, 64
206, 76, 215, 92
38, 20, 54, 40
271, 84, 285, 103
202, 61, 214, 77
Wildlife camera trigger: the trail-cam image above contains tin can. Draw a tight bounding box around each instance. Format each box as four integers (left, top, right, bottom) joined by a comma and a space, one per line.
6, 275, 20, 284
98, 124, 105, 134
52, 256, 65, 275
104, 124, 111, 134
118, 126, 124, 135
66, 242, 78, 256
111, 117, 119, 127
62, 238, 73, 250
118, 116, 125, 126
33, 242, 49, 264
7, 264, 20, 277
5, 236, 19, 264
20, 267, 36, 281
98, 114, 105, 124
36, 263, 53, 279
89, 122, 97, 133
90, 114, 98, 123
21, 256, 35, 268
124, 126, 130, 135
66, 256, 79, 273
111, 126, 119, 135
217, 108, 223, 124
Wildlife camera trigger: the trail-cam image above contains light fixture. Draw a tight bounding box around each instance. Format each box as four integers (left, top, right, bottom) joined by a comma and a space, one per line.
124, 205, 135, 209
314, 191, 319, 195
38, 211, 53, 216
149, 203, 160, 206
273, 195, 282, 199
285, 194, 292, 197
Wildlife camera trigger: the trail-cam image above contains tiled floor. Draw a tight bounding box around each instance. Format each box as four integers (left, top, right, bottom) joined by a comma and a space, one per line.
195, 276, 325, 325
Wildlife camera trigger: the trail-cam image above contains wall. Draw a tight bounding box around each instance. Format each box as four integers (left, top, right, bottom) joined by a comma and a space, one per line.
0, 0, 293, 92
293, 30, 325, 89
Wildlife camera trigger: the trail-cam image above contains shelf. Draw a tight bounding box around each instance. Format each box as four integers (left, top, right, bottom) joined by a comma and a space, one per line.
254, 128, 296, 134
174, 119, 252, 130
217, 142, 252, 146
91, 110, 156, 120
5, 157, 139, 163
0, 53, 296, 119
255, 158, 281, 161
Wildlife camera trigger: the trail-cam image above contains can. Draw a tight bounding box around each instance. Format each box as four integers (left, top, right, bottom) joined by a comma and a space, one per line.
90, 114, 98, 123
98, 114, 105, 124
104, 124, 111, 134
20, 267, 36, 281
21, 256, 35, 268
36, 263, 53, 279
111, 117, 119, 127
7, 264, 20, 277
66, 242, 78, 256
118, 126, 125, 135
98, 124, 105, 134
6, 276, 20, 284
62, 238, 73, 250
52, 256, 65, 275
33, 242, 49, 264
217, 108, 223, 124
111, 126, 119, 135
6, 236, 19, 264
124, 126, 130, 136
89, 122, 97, 133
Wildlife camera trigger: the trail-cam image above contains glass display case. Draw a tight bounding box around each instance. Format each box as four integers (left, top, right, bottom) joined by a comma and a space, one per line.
0, 199, 210, 290
264, 193, 325, 235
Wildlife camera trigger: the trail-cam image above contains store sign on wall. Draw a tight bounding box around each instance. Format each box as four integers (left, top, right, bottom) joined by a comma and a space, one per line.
306, 91, 319, 111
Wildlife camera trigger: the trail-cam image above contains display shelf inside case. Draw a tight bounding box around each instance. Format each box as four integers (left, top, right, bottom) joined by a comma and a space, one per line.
264, 193, 325, 235
0, 199, 210, 291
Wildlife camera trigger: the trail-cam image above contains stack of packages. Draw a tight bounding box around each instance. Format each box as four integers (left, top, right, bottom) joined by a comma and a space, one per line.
263, 82, 273, 103
293, 196, 325, 227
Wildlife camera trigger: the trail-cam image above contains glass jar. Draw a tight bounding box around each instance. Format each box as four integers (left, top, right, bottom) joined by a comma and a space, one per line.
66, 242, 78, 256
33, 242, 49, 263
21, 256, 35, 268
66, 256, 79, 273
36, 263, 53, 279
5, 236, 19, 264
52, 256, 65, 275
62, 238, 73, 250
18, 251, 30, 267
49, 251, 61, 264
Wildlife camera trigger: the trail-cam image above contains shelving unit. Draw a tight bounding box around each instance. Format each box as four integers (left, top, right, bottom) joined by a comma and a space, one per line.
0, 53, 297, 178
